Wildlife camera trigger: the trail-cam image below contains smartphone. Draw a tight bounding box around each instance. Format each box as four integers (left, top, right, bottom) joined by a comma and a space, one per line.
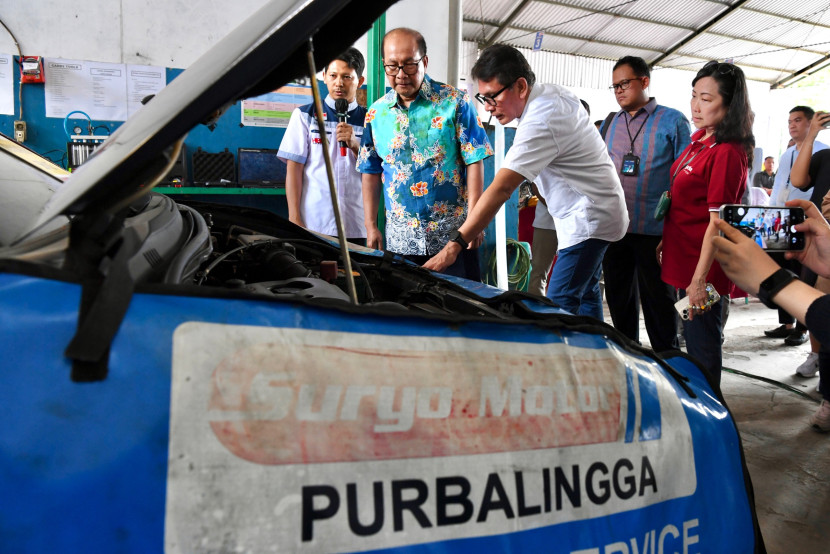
719, 204, 805, 251
675, 284, 720, 320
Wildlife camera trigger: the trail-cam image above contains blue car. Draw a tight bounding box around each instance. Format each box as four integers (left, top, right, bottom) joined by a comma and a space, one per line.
0, 0, 764, 552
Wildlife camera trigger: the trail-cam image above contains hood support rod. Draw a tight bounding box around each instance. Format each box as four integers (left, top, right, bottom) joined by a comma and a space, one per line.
306, 37, 359, 305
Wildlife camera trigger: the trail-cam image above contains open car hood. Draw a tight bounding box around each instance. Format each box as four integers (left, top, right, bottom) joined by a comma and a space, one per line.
21, 0, 395, 243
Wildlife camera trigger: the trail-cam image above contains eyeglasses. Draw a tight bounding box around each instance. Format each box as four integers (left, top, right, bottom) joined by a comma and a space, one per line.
383, 58, 423, 76
474, 80, 517, 107
609, 78, 643, 92
702, 60, 736, 75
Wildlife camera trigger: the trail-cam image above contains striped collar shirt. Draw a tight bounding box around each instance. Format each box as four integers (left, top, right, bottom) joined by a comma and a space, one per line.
604, 98, 691, 235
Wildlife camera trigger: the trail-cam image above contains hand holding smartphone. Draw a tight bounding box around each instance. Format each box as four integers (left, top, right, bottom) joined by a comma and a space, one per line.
675, 284, 720, 320
718, 204, 805, 252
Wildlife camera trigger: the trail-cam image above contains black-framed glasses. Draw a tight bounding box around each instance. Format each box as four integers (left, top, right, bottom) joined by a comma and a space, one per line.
609, 77, 643, 92
474, 80, 517, 107
383, 58, 423, 76
702, 60, 736, 75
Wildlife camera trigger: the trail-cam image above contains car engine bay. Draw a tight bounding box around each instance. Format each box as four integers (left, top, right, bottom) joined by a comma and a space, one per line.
109, 194, 513, 320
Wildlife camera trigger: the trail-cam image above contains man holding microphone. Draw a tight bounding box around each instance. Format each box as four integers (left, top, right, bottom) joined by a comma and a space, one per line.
278, 47, 368, 244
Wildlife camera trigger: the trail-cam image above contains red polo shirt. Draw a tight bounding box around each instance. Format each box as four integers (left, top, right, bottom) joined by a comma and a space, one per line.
662, 129, 747, 295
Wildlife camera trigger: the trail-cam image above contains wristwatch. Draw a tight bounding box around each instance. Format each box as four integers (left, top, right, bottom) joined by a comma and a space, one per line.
448, 229, 468, 250
757, 268, 798, 309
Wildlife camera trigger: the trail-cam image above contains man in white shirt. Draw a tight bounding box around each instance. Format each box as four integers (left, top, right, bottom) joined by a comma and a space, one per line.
278, 47, 367, 243
425, 44, 628, 318
765, 106, 829, 345
770, 107, 830, 206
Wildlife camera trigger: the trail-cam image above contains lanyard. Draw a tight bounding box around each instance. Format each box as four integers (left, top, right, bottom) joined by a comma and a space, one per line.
624, 111, 650, 155
786, 148, 796, 186
670, 141, 717, 187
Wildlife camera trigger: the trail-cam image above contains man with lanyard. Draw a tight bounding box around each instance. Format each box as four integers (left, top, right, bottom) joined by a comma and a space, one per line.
424, 44, 628, 319
278, 47, 367, 244
358, 28, 492, 279
601, 56, 691, 351
765, 106, 829, 346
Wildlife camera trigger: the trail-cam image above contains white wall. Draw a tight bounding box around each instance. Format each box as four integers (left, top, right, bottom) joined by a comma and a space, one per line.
0, 0, 455, 81
352, 0, 458, 84
2, 0, 796, 158
0, 0, 271, 68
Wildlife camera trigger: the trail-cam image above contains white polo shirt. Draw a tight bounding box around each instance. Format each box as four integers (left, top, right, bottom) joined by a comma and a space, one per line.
278, 96, 367, 238
770, 141, 829, 205
503, 83, 628, 249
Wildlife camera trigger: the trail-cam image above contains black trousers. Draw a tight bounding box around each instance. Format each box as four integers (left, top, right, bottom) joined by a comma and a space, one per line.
602, 233, 680, 352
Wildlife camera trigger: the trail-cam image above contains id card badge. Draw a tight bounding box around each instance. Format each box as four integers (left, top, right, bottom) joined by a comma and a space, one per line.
621, 154, 640, 176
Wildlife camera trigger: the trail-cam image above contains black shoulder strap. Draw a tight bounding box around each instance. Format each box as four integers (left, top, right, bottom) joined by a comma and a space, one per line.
600, 111, 616, 141
62, 213, 137, 382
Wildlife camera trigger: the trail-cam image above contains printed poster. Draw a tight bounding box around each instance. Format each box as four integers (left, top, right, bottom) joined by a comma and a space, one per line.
241, 84, 312, 127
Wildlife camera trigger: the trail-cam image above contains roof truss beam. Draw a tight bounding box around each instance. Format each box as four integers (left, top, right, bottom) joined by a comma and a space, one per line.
531, 0, 826, 56
696, 0, 830, 31
481, 0, 534, 48
771, 53, 830, 89
468, 6, 825, 61
649, 0, 750, 67
462, 17, 786, 74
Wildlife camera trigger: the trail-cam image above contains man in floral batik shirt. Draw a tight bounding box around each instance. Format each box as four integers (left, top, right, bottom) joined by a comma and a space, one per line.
358, 27, 493, 279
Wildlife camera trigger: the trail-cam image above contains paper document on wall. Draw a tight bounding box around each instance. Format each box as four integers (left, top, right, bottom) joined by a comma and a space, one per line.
0, 54, 13, 116
45, 58, 128, 121
127, 65, 166, 117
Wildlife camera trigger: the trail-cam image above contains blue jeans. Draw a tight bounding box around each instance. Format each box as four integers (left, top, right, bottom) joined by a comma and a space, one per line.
682, 296, 726, 388
546, 238, 609, 319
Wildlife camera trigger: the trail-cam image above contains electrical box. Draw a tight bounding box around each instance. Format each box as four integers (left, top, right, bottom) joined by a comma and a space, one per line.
20, 56, 45, 84
13, 121, 27, 143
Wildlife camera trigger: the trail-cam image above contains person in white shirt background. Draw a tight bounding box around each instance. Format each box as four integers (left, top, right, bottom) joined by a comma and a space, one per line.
764, 106, 829, 348
278, 47, 368, 244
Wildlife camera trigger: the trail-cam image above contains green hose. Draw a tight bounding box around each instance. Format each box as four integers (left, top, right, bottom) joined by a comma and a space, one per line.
484, 239, 532, 291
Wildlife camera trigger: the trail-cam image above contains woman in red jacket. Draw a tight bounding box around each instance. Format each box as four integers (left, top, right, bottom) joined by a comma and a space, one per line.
659, 60, 754, 387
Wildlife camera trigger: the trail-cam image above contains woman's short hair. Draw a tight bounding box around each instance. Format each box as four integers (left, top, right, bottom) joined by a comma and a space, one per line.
693, 61, 755, 165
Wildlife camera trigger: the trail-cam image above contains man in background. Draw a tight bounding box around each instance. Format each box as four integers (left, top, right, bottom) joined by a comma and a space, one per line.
600, 56, 691, 351
752, 156, 775, 194
278, 48, 367, 243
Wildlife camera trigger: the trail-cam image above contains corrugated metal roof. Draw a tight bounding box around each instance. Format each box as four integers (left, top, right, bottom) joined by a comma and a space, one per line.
466, 0, 528, 23
588, 17, 690, 50
566, 0, 723, 28
462, 0, 830, 86
512, 3, 613, 38
461, 40, 615, 89
745, 0, 830, 23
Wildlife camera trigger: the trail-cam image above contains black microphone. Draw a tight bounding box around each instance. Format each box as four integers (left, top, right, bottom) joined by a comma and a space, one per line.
334, 98, 349, 156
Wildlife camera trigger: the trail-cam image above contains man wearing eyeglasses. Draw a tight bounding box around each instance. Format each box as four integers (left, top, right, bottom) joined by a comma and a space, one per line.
425, 45, 628, 319
600, 56, 691, 351
357, 28, 492, 279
